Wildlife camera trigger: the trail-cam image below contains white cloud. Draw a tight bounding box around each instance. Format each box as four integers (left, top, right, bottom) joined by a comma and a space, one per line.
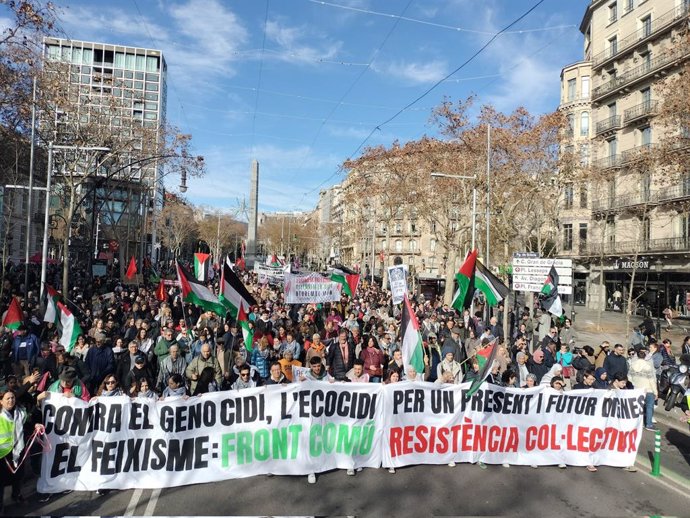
264, 18, 342, 64
374, 59, 448, 85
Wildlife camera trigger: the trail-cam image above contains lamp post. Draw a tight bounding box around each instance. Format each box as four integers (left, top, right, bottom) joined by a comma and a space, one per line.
654, 258, 663, 340
39, 143, 111, 301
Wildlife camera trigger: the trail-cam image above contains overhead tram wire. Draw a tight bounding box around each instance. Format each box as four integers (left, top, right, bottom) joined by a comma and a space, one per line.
298, 0, 548, 202
250, 0, 271, 159
285, 0, 416, 191
306, 0, 575, 36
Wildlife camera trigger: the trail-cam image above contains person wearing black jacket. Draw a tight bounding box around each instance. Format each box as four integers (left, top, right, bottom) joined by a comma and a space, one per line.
326, 329, 355, 380
603, 343, 628, 379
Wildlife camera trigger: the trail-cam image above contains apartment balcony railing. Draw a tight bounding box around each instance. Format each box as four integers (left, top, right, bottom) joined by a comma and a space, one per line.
593, 48, 686, 100
587, 236, 690, 256
595, 115, 622, 135
621, 143, 656, 164
591, 4, 690, 68
624, 100, 659, 123
591, 154, 622, 170
590, 179, 690, 212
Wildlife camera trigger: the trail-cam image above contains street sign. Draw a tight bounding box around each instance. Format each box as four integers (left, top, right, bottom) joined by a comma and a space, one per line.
512, 252, 540, 259
513, 274, 572, 285
513, 281, 572, 295
511, 266, 572, 277
511, 258, 573, 267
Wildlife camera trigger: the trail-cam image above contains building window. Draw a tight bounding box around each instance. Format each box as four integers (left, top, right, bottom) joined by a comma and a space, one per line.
608, 102, 617, 117
409, 240, 417, 252
608, 137, 618, 157
580, 111, 589, 136
567, 78, 576, 101
579, 223, 588, 249
564, 184, 574, 209
410, 221, 417, 233
567, 114, 575, 135
381, 239, 387, 251
394, 222, 402, 234
609, 3, 617, 23
563, 224, 573, 251
579, 144, 590, 167
641, 126, 652, 147
608, 36, 618, 56
395, 240, 402, 252
641, 87, 651, 105
581, 76, 590, 98
641, 15, 652, 38
625, 0, 634, 13
580, 184, 588, 208
430, 238, 436, 252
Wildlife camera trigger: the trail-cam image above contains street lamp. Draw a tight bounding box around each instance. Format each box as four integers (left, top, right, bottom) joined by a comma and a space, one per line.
654, 258, 663, 340
39, 143, 111, 301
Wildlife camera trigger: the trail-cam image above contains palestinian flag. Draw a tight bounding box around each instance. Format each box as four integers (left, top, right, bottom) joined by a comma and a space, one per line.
194, 252, 211, 282
465, 338, 499, 399
267, 254, 282, 267
451, 249, 477, 312
330, 265, 360, 298
401, 294, 425, 377
540, 265, 563, 317
57, 301, 82, 353
219, 261, 257, 318
1, 297, 23, 330
474, 260, 510, 306
237, 304, 254, 352
176, 261, 226, 316
43, 284, 60, 325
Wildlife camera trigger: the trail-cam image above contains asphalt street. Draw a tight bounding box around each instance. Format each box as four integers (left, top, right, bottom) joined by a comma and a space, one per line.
8, 418, 690, 517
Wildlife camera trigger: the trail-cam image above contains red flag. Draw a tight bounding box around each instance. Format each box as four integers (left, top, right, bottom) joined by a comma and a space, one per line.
156, 280, 167, 301
1, 297, 23, 330
126, 256, 137, 279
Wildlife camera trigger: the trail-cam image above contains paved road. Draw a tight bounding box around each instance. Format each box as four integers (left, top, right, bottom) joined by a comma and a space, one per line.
11, 419, 690, 517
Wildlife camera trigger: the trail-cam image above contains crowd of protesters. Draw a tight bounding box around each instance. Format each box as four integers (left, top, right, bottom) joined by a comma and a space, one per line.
0, 258, 689, 507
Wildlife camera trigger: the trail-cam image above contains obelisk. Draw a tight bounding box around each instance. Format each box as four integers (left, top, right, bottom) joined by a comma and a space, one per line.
246, 160, 259, 265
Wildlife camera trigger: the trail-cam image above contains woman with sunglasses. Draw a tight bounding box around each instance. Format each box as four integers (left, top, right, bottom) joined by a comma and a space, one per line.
96, 375, 123, 397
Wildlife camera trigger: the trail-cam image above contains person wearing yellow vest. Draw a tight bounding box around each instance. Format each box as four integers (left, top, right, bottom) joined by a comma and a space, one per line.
0, 390, 44, 513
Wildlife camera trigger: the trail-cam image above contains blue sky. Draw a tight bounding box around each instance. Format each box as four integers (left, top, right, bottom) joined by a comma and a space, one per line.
22, 0, 589, 213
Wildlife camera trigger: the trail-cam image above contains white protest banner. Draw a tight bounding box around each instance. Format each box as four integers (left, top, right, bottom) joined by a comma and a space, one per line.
38, 383, 643, 492
253, 263, 286, 284
39, 383, 382, 492
284, 273, 342, 304
388, 265, 408, 305
382, 383, 643, 469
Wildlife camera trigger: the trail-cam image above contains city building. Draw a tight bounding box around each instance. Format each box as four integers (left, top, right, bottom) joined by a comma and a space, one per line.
42, 37, 167, 266
558, 0, 690, 315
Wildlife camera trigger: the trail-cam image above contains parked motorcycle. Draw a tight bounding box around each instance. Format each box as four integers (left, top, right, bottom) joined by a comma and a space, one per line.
661, 354, 690, 411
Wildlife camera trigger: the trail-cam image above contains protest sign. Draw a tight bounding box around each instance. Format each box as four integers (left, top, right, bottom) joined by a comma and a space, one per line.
388, 265, 408, 305
383, 383, 643, 468
38, 383, 642, 492
284, 273, 342, 304
253, 263, 287, 284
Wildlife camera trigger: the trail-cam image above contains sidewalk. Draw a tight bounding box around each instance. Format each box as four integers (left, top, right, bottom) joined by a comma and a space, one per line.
568, 304, 689, 432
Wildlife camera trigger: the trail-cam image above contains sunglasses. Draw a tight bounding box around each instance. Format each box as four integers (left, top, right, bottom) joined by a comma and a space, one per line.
105, 380, 117, 385
240, 373, 250, 377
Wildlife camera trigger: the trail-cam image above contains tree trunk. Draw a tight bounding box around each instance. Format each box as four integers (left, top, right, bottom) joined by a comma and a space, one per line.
62, 188, 76, 294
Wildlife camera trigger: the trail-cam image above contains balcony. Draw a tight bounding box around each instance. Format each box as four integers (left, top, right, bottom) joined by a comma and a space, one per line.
591, 154, 622, 170
591, 4, 690, 68
621, 143, 656, 164
590, 178, 690, 213
593, 48, 686, 101
595, 115, 622, 135
624, 100, 659, 124
587, 236, 690, 256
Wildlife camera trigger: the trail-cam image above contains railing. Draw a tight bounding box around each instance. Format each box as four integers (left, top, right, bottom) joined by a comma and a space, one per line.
587, 236, 690, 255
595, 115, 622, 135
590, 179, 690, 212
593, 49, 686, 99
561, 94, 591, 106
591, 4, 690, 67
624, 100, 659, 123
621, 143, 656, 163
591, 154, 621, 169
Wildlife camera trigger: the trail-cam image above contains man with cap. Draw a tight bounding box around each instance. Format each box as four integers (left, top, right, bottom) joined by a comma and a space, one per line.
442, 326, 466, 367
436, 345, 462, 384
40, 367, 91, 402
123, 353, 153, 393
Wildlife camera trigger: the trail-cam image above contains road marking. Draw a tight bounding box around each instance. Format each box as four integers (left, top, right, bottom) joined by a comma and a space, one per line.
144, 488, 161, 515
634, 460, 690, 499
124, 488, 143, 516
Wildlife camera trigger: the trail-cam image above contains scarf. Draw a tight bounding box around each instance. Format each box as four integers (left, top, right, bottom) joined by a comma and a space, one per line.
234, 377, 254, 390
162, 386, 186, 398
102, 388, 122, 397
137, 390, 156, 398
